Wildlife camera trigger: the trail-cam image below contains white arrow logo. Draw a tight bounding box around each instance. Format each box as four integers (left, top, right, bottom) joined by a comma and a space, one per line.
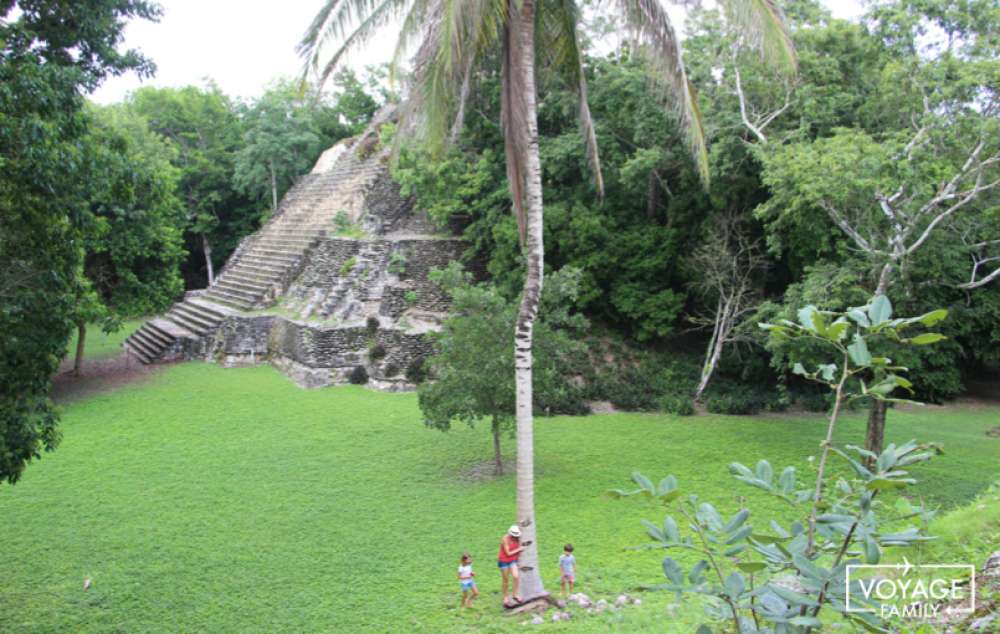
897, 556, 913, 577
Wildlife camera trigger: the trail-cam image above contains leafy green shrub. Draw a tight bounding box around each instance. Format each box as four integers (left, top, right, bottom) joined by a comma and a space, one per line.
333, 212, 365, 238
339, 256, 357, 275
405, 358, 426, 384
369, 343, 386, 360
388, 251, 407, 276
333, 210, 350, 231
702, 382, 771, 415
348, 365, 368, 385
583, 344, 701, 411
404, 290, 418, 306
658, 393, 694, 416
595, 365, 662, 411
535, 380, 590, 416
794, 386, 832, 412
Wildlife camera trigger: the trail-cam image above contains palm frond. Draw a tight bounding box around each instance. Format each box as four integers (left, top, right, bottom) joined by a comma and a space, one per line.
613, 0, 710, 183
721, 0, 797, 74
298, 0, 412, 88
389, 0, 438, 84
501, 20, 530, 243
403, 0, 504, 155
537, 0, 604, 197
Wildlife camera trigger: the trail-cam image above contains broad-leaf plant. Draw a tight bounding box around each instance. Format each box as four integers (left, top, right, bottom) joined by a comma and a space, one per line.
611, 296, 948, 633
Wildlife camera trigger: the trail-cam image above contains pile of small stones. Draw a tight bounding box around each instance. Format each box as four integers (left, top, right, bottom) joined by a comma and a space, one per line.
523, 593, 643, 625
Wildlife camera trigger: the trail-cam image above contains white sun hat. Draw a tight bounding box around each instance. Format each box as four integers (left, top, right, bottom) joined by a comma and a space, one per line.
508, 525, 522, 537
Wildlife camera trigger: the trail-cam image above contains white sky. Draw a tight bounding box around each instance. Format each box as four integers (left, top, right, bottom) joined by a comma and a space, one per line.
90, 0, 865, 105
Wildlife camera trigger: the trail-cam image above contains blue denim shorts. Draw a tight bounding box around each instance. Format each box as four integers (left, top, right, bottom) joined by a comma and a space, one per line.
497, 560, 516, 569
461, 579, 476, 591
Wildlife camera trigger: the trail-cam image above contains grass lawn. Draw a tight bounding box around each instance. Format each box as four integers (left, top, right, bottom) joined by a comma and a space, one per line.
63, 320, 146, 362
2, 362, 998, 632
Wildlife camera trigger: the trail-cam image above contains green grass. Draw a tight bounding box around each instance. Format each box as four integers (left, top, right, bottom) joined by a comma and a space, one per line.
1, 362, 998, 632
64, 320, 145, 362
887, 481, 1000, 568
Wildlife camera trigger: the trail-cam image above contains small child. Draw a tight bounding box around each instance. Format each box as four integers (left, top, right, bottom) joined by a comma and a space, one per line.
559, 544, 576, 596
457, 552, 478, 608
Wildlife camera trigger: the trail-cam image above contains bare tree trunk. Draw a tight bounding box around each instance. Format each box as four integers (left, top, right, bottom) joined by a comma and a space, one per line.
202, 234, 215, 286
864, 268, 893, 464
73, 322, 86, 378
492, 417, 503, 476
864, 404, 886, 461
268, 159, 278, 217
507, 0, 547, 602
695, 299, 726, 401
646, 170, 659, 220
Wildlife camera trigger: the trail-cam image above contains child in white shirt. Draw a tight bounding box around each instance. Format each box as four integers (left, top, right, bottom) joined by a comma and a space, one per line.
457, 552, 478, 608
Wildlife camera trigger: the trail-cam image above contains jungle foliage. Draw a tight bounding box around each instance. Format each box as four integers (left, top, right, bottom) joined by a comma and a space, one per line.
394, 0, 1000, 410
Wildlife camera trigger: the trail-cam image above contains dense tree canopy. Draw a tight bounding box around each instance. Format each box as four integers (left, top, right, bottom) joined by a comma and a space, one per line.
396, 0, 1000, 406
70, 104, 186, 375
127, 84, 254, 286
0, 0, 159, 484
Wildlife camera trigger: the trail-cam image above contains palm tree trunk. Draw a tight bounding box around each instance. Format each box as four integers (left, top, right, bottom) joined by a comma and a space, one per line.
73, 321, 86, 378
507, 0, 547, 602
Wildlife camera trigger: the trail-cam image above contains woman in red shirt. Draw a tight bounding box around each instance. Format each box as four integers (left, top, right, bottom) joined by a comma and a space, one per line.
498, 524, 529, 607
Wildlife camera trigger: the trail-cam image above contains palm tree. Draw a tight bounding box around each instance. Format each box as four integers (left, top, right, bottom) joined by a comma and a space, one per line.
299, 0, 795, 603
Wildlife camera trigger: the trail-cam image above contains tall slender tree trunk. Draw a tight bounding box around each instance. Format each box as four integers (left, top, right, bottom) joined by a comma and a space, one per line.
865, 265, 893, 464
268, 159, 278, 217
202, 234, 215, 286
492, 417, 503, 476
695, 298, 726, 401
507, 0, 547, 602
73, 322, 86, 378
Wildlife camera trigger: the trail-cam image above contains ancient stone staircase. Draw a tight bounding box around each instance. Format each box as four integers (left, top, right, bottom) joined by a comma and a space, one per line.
123, 298, 231, 364
124, 139, 386, 364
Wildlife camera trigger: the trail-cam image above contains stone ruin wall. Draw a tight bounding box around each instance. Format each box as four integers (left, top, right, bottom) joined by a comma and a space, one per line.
193, 176, 468, 390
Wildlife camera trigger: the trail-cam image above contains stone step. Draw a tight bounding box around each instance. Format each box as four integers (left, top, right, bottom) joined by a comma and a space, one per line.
175, 301, 225, 327
125, 328, 161, 363
217, 276, 271, 296
203, 288, 255, 310
137, 322, 172, 348
244, 246, 304, 260
211, 280, 262, 299
253, 237, 317, 249
134, 327, 170, 356
166, 306, 214, 336
219, 270, 282, 287
265, 227, 328, 238
148, 319, 192, 341
124, 339, 153, 364
186, 298, 229, 321
242, 254, 298, 269
264, 224, 328, 236
229, 254, 294, 270
216, 270, 281, 288
224, 262, 286, 279
126, 329, 159, 357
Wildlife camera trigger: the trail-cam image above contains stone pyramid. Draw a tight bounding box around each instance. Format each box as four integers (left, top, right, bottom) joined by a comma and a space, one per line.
124, 114, 465, 389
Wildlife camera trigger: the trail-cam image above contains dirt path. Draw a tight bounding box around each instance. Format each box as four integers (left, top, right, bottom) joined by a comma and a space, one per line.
51, 351, 172, 404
